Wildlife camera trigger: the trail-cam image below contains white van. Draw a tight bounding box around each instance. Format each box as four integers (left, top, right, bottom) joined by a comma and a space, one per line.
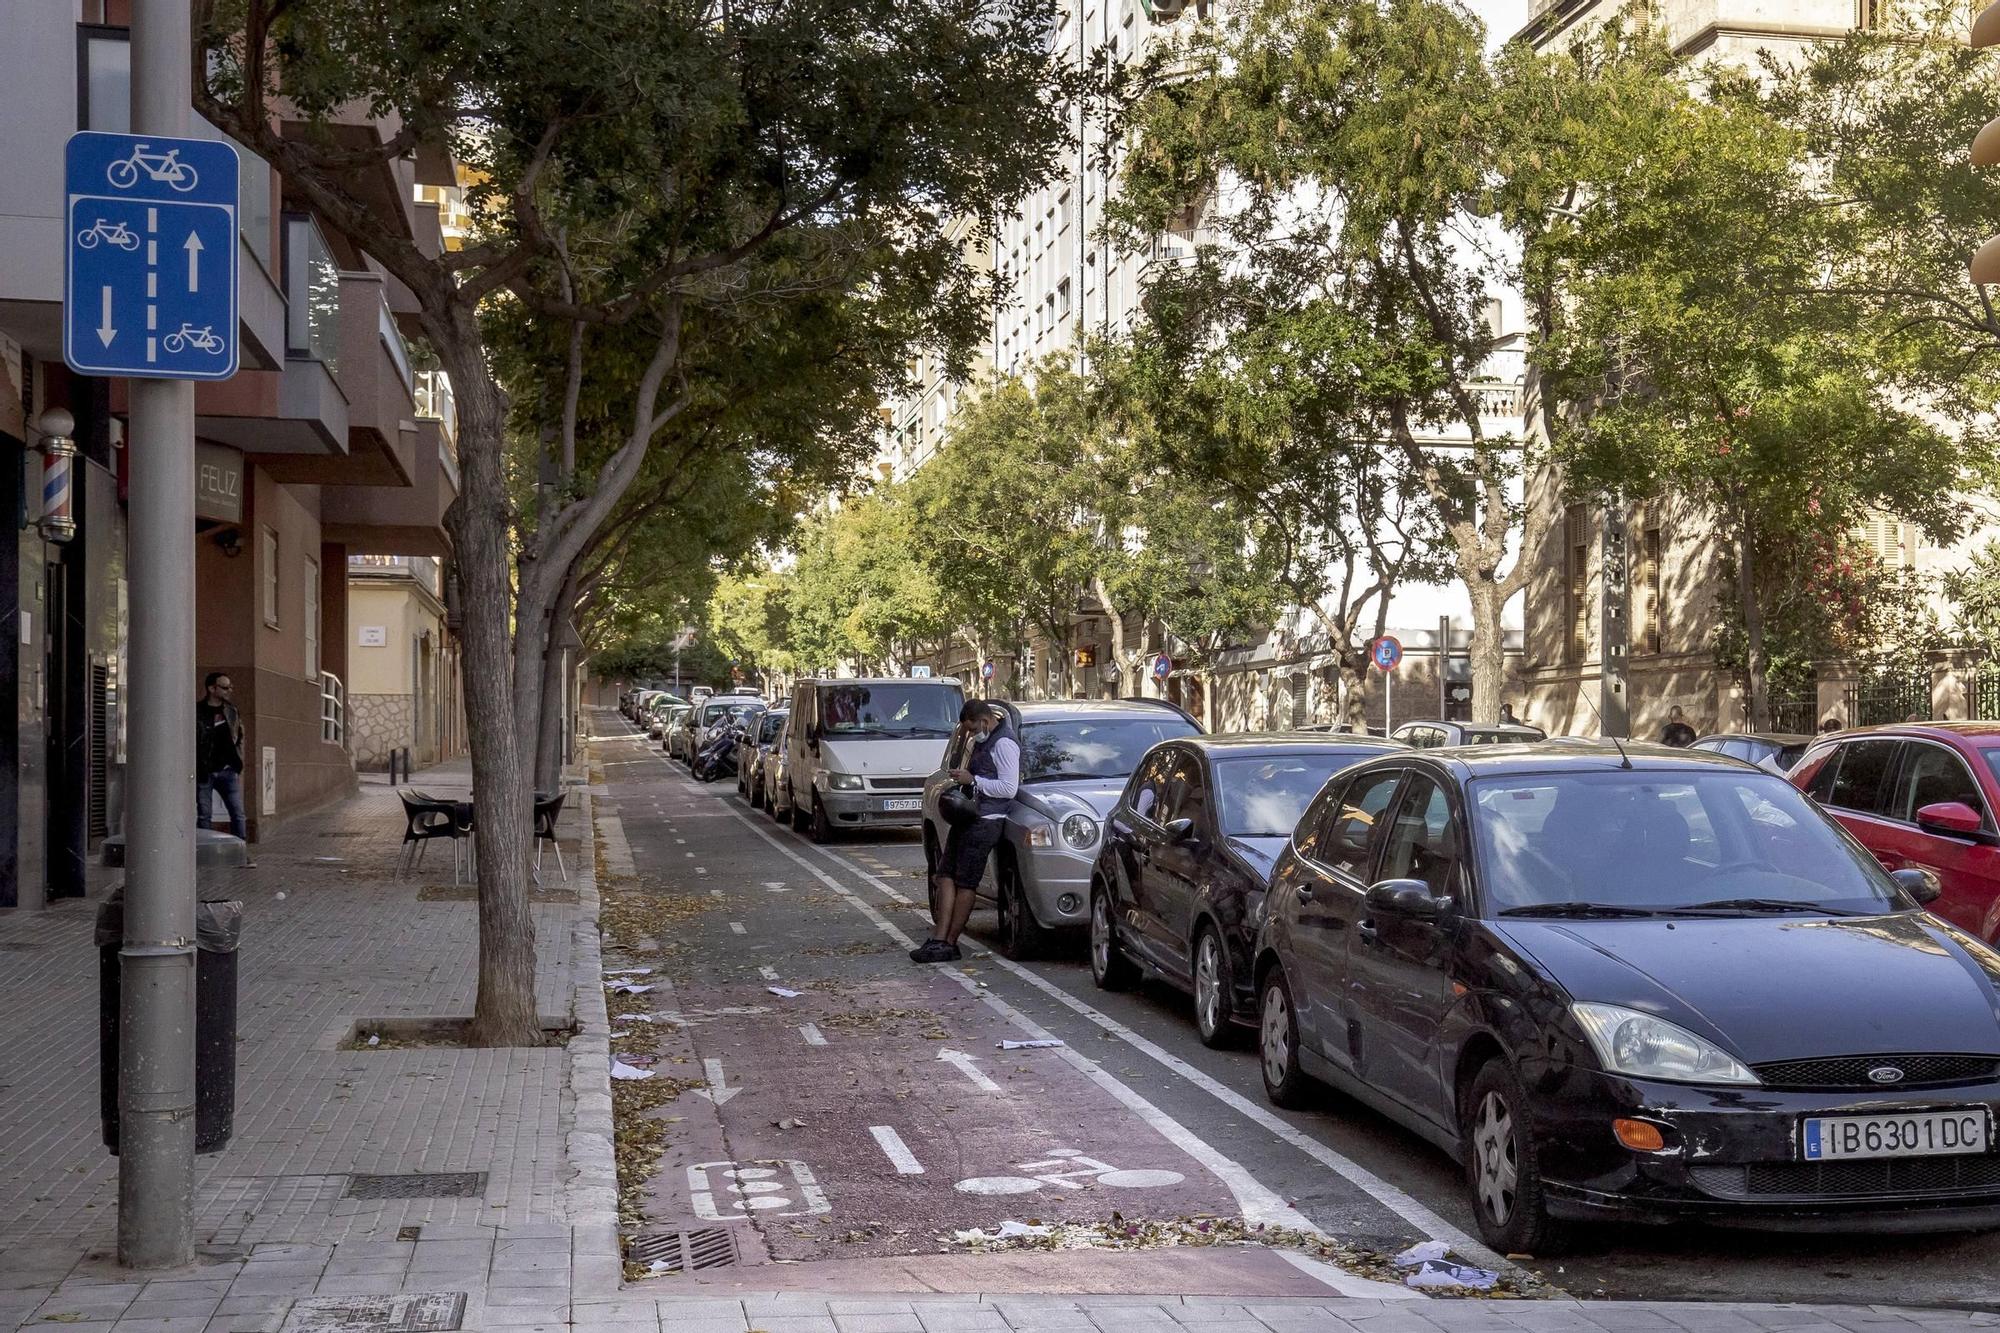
785, 677, 964, 842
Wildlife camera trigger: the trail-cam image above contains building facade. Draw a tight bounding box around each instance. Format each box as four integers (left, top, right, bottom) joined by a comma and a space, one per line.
0, 2, 462, 905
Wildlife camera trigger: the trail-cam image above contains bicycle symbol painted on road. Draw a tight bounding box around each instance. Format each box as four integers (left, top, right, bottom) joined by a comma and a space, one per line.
163, 324, 225, 355
954, 1149, 1185, 1196
106, 143, 199, 193
75, 219, 140, 251
688, 1158, 831, 1221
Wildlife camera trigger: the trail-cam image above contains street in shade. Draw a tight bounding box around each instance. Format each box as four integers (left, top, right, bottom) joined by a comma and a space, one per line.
63, 130, 239, 381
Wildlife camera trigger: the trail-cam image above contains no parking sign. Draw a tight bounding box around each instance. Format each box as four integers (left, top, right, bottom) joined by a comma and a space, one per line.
1371, 636, 1403, 671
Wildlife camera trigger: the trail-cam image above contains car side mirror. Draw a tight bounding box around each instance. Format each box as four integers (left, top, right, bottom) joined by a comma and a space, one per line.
1916, 801, 1983, 837
1365, 878, 1443, 919
1891, 867, 1944, 905
1164, 817, 1198, 843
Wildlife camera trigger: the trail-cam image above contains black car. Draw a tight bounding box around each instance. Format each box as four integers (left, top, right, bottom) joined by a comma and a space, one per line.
1253, 744, 1998, 1253
1088, 733, 1406, 1046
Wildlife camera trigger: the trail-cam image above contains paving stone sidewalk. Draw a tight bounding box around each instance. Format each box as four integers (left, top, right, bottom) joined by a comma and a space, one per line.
2, 732, 1994, 1333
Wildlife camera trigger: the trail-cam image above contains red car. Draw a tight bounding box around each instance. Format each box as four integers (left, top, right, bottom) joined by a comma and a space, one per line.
1790, 723, 2000, 942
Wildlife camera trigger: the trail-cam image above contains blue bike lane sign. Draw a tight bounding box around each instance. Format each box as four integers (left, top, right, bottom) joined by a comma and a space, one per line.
64, 131, 240, 381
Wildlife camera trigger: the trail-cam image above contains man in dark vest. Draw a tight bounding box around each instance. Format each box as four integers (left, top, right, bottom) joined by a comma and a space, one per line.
913, 701, 1019, 963
197, 670, 253, 860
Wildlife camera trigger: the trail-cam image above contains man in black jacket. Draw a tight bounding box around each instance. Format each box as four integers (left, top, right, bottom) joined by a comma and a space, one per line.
197, 671, 252, 855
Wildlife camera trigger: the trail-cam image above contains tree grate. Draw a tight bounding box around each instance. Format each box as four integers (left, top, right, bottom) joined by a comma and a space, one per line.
628, 1227, 737, 1274
344, 1172, 487, 1200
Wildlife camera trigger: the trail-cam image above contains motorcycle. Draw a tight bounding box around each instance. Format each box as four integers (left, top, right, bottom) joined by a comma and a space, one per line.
691, 725, 742, 782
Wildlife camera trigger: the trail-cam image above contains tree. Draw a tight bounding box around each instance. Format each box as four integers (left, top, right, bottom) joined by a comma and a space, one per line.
197, 0, 1075, 1044
1536, 28, 1971, 728
782, 490, 954, 675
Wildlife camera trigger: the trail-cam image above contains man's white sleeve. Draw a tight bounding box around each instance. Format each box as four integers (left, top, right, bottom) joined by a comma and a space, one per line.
973, 737, 1021, 802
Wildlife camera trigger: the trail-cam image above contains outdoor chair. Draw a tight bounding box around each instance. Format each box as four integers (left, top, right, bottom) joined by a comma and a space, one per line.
397, 791, 463, 881
533, 791, 568, 885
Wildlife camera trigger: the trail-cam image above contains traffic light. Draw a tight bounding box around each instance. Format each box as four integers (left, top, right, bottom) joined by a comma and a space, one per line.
1972, 1, 2000, 283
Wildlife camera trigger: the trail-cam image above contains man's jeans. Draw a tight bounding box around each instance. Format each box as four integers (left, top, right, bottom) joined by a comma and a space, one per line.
197, 768, 248, 841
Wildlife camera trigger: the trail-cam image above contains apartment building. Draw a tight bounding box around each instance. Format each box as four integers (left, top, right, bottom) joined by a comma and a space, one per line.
0, 3, 459, 905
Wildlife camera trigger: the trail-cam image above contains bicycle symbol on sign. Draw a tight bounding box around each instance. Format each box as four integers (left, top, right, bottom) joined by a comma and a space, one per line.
106, 143, 199, 193
954, 1149, 1185, 1196
163, 324, 224, 355
76, 219, 140, 251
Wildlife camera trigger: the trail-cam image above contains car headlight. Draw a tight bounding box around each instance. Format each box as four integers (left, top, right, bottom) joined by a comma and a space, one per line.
825, 771, 863, 791
1025, 824, 1054, 848
1571, 1002, 1759, 1086
1061, 814, 1099, 849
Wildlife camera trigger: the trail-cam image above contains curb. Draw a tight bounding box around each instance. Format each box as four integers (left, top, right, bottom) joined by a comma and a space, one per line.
564, 769, 627, 1298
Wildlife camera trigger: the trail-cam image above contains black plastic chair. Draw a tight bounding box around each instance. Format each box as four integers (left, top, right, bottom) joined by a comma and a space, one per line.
397, 791, 461, 880
533, 791, 568, 885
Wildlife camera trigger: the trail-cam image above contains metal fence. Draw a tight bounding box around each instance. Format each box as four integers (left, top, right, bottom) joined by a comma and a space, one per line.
1770, 692, 1819, 734
1844, 669, 1932, 727
1972, 667, 2000, 722
321, 670, 346, 746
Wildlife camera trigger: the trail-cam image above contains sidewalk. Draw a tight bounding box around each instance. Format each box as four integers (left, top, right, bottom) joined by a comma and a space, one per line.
0, 736, 1993, 1332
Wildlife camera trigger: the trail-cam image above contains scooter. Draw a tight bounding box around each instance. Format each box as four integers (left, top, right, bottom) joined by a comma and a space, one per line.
691, 725, 741, 782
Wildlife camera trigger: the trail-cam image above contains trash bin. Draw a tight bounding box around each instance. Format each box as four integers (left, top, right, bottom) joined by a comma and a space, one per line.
98, 893, 242, 1155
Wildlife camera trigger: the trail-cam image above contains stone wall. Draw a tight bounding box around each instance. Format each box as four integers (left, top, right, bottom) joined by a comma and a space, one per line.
349, 692, 414, 771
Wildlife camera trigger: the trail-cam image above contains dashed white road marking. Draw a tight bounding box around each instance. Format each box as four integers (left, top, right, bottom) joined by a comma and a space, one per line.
938, 1047, 1002, 1093
728, 921, 747, 935
758, 965, 780, 981
870, 1125, 924, 1175
799, 1023, 827, 1046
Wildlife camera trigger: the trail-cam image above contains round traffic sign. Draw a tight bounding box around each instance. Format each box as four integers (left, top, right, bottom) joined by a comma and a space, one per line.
981, 660, 995, 680
1151, 653, 1172, 680
1371, 636, 1403, 671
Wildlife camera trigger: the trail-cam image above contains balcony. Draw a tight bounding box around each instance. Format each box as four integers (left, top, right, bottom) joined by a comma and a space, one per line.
348, 553, 442, 597
321, 417, 457, 558
276, 98, 421, 244
331, 270, 418, 486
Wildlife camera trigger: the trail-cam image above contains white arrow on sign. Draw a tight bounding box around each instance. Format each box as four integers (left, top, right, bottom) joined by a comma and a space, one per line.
938, 1048, 1001, 1093
690, 1057, 741, 1104
96, 287, 116, 347
183, 232, 204, 293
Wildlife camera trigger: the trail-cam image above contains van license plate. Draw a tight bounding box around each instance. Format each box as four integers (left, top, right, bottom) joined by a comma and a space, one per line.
882, 798, 922, 812
1801, 1109, 1990, 1161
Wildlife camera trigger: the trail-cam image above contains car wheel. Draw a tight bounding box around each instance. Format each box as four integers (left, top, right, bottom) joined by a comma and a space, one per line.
749, 775, 764, 810
790, 789, 809, 833
1259, 966, 1311, 1108
1193, 927, 1236, 1048
1464, 1058, 1571, 1256
1089, 885, 1137, 990
996, 858, 1048, 961
809, 797, 834, 844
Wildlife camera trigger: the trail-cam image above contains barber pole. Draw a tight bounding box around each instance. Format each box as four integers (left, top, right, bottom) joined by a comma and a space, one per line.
38, 433, 77, 544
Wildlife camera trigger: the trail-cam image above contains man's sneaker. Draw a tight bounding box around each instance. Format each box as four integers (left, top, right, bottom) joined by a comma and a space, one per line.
938, 943, 963, 962
909, 938, 952, 963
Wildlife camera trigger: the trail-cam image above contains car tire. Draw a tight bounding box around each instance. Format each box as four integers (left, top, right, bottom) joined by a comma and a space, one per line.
1463, 1057, 1571, 1256
809, 797, 834, 844
996, 858, 1048, 961
1193, 926, 1236, 1048
790, 789, 809, 833
1259, 966, 1311, 1108
748, 776, 764, 810
1089, 884, 1137, 990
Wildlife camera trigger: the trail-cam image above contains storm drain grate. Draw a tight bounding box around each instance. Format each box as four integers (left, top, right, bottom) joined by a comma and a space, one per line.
344, 1172, 487, 1200
282, 1292, 466, 1333
628, 1227, 737, 1274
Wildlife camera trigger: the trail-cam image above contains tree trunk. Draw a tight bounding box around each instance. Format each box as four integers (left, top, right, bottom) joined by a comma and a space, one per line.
1737, 515, 1768, 732
434, 323, 540, 1049
1340, 653, 1370, 730
535, 563, 585, 795
1466, 578, 1507, 727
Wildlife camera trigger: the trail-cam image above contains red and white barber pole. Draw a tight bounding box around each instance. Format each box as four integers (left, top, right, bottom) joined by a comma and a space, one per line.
34, 408, 77, 544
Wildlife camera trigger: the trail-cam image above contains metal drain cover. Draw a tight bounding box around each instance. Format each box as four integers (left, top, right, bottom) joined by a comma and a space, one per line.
282, 1292, 466, 1332
344, 1172, 487, 1200
629, 1227, 736, 1274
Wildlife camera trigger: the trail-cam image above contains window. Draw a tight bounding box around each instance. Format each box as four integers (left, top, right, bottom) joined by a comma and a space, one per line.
304, 556, 320, 679
1377, 775, 1459, 897
283, 215, 340, 371
1057, 278, 1072, 322
1565, 505, 1589, 663
1321, 769, 1403, 880
1019, 718, 1198, 782
261, 527, 280, 627
1058, 190, 1073, 233
1128, 750, 1174, 823
1218, 753, 1376, 839
1159, 752, 1207, 829
1642, 527, 1663, 654
1891, 744, 1986, 825
1826, 738, 1900, 815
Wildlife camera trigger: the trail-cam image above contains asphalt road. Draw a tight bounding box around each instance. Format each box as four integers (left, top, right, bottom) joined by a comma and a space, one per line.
596, 716, 2000, 1310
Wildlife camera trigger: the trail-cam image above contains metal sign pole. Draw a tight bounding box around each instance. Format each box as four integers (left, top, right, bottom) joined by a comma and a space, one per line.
119, 0, 198, 1269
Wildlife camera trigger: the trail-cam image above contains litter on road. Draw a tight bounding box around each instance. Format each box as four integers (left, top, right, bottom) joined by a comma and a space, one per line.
610, 1059, 656, 1081
604, 967, 654, 977
607, 981, 655, 995
1394, 1240, 1451, 1267
767, 986, 803, 998
999, 1039, 1065, 1050
953, 1221, 1052, 1242
1403, 1260, 1499, 1291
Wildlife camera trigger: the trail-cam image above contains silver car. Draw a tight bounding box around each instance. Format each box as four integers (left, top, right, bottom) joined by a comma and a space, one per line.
741, 708, 790, 807
920, 699, 1201, 959
762, 716, 797, 822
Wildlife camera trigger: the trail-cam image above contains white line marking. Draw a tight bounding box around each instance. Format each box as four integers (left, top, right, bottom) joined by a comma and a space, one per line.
690, 1057, 741, 1105
1273, 1248, 1418, 1300
799, 1023, 827, 1046
870, 1125, 924, 1175
758, 965, 779, 981
728, 921, 746, 935
938, 1048, 1001, 1093
146, 207, 157, 233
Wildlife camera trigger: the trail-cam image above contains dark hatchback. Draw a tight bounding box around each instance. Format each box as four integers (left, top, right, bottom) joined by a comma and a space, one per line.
1089, 733, 1405, 1046
1253, 743, 2000, 1253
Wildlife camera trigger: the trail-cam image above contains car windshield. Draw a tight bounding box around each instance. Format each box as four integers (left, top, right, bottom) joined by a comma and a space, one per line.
1465, 728, 1545, 745
1215, 752, 1383, 837
1018, 717, 1199, 781
816, 684, 959, 737
1469, 769, 1904, 917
